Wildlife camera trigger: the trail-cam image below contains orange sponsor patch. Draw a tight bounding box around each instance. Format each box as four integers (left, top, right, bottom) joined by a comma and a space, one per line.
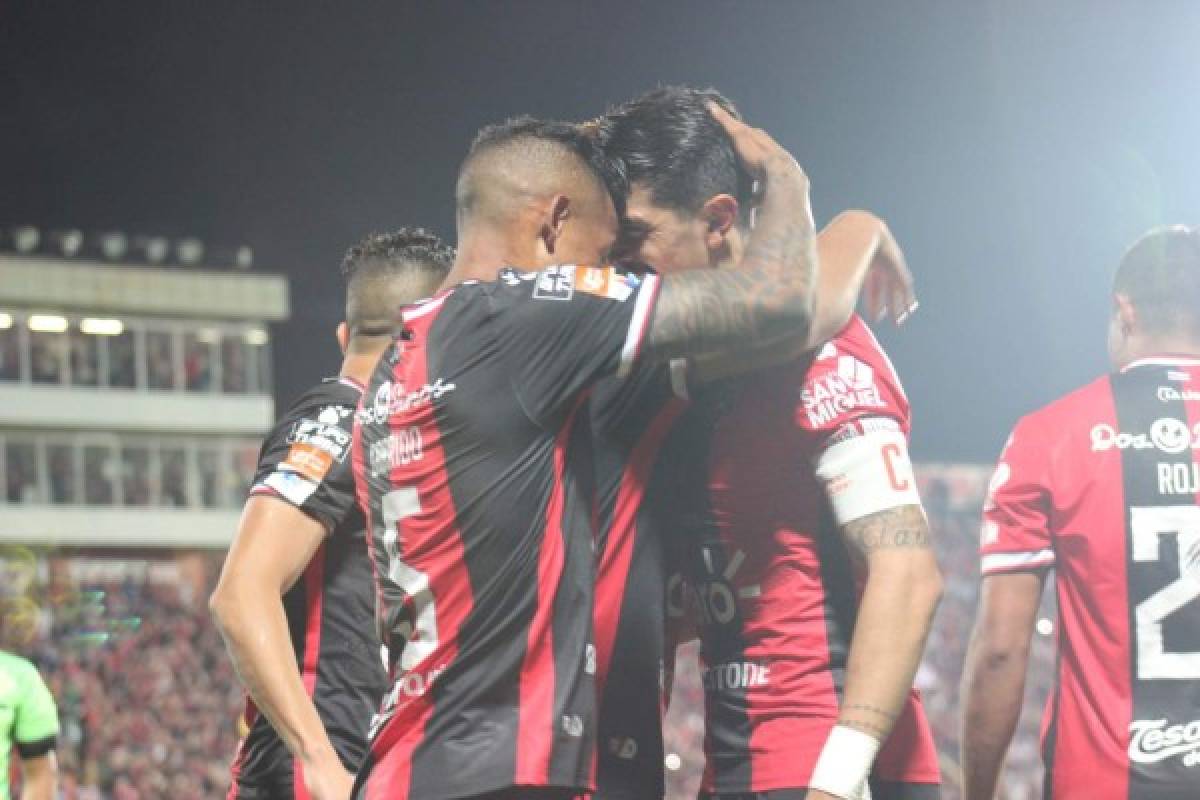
575, 266, 612, 297
282, 442, 334, 482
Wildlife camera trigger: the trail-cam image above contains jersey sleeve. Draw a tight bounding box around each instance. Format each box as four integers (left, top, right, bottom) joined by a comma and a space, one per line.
800, 320, 922, 525
979, 415, 1056, 575
491, 265, 662, 427
249, 395, 358, 532
13, 661, 58, 755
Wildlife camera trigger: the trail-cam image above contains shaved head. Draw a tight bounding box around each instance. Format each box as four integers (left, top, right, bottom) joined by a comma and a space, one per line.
340, 228, 454, 343
454, 117, 625, 263
1115, 225, 1200, 339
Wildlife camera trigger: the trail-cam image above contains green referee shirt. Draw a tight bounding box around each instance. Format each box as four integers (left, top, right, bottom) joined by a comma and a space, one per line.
0, 650, 59, 800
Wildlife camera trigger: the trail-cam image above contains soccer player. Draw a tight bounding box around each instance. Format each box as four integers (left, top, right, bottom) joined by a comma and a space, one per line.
601, 86, 943, 800
0, 647, 58, 800
352, 106, 822, 800
588, 87, 920, 800
962, 225, 1200, 800
211, 229, 454, 800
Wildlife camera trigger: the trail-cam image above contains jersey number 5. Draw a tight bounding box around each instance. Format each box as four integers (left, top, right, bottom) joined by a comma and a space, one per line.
381, 488, 440, 672
1131, 505, 1200, 681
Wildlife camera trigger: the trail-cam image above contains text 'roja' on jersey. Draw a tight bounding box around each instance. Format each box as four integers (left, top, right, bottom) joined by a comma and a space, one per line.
352, 265, 661, 800
982, 356, 1200, 800
658, 316, 940, 794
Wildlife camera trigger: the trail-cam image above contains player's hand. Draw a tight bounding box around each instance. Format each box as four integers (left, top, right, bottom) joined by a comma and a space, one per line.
707, 101, 808, 198
302, 759, 355, 800
863, 219, 917, 326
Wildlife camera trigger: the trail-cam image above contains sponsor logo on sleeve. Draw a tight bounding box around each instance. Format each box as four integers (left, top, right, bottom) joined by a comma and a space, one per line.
264, 470, 320, 506
1129, 718, 1200, 767
801, 355, 887, 428
287, 413, 352, 463
281, 442, 336, 482
532, 265, 575, 301
575, 266, 636, 302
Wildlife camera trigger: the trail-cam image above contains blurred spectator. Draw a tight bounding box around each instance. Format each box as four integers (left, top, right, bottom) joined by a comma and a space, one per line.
70, 329, 100, 387
107, 332, 136, 389
5, 441, 38, 503
160, 448, 189, 508
120, 447, 151, 506
83, 446, 115, 505
146, 331, 175, 390
220, 336, 248, 393
183, 335, 212, 392
0, 325, 21, 381
48, 443, 78, 504
30, 330, 65, 384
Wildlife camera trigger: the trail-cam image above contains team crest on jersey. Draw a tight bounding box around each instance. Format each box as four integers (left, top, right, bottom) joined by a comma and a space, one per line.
532, 265, 575, 301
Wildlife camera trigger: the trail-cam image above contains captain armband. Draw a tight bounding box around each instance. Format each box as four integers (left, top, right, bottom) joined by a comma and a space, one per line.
813, 424, 923, 526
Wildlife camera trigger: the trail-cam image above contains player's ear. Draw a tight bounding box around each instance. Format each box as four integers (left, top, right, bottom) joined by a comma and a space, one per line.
335, 322, 349, 354
1114, 293, 1138, 336
540, 194, 571, 256
701, 194, 739, 253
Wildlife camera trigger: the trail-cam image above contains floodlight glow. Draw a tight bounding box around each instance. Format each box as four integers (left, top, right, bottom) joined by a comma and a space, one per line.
194, 329, 221, 345
13, 226, 39, 254
99, 232, 128, 261
244, 328, 269, 346
28, 314, 68, 333
234, 246, 254, 270
80, 318, 124, 336
177, 238, 204, 265
0, 313, 13, 330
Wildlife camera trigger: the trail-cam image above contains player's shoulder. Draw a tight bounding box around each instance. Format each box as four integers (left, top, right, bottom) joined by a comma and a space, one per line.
0, 650, 39, 686
1016, 373, 1113, 434
484, 264, 650, 305
278, 378, 362, 427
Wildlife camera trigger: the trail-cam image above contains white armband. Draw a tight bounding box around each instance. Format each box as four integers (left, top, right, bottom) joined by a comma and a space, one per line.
808, 724, 880, 800
814, 427, 922, 526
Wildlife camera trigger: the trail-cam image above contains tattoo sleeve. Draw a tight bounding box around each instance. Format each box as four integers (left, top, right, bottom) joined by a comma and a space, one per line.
642, 164, 818, 362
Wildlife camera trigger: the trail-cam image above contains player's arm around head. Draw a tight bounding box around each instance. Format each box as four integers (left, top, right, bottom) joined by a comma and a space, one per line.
641, 103, 821, 361
210, 497, 352, 800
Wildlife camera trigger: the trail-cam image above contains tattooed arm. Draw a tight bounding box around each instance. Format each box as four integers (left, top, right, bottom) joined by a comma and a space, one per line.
641, 104, 820, 362
835, 504, 943, 742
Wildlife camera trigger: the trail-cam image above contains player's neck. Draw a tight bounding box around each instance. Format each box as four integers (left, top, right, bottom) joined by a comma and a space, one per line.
340, 339, 390, 385
1121, 336, 1200, 368
442, 229, 536, 288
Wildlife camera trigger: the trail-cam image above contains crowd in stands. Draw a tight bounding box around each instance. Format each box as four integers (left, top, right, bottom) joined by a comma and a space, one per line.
2, 465, 1056, 799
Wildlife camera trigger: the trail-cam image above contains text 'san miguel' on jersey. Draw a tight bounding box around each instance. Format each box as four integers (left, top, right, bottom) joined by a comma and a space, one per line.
656, 317, 940, 794
982, 357, 1200, 800
351, 265, 661, 800
228, 377, 389, 800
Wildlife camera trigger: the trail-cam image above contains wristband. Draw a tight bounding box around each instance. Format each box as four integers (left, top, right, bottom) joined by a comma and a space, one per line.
808, 724, 880, 800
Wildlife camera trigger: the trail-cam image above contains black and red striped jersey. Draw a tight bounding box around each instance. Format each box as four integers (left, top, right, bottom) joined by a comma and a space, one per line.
658, 316, 940, 794
228, 377, 389, 800
352, 265, 662, 800
982, 356, 1200, 800
588, 362, 688, 800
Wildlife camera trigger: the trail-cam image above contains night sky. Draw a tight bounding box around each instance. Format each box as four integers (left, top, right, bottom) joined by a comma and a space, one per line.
5, 1, 1200, 462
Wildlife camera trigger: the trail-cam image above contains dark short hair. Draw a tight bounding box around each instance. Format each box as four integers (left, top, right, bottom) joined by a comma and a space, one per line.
1115, 224, 1200, 338
458, 115, 628, 219
341, 228, 454, 334
597, 86, 752, 221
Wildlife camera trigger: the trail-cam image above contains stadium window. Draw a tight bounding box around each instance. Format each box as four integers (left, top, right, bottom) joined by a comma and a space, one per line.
229, 442, 257, 501
196, 447, 221, 508
249, 331, 271, 394
4, 440, 38, 503
220, 334, 250, 394
159, 445, 189, 507
145, 329, 177, 390
183, 332, 215, 392
29, 321, 67, 385
46, 441, 78, 504
107, 328, 136, 388
120, 445, 152, 506
83, 442, 116, 505
0, 312, 21, 381
68, 323, 100, 387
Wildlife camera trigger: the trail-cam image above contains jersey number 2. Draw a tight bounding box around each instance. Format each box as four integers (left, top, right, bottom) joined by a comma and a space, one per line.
1131, 505, 1200, 681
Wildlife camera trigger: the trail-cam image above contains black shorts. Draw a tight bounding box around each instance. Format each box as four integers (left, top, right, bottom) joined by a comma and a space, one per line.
701, 780, 941, 800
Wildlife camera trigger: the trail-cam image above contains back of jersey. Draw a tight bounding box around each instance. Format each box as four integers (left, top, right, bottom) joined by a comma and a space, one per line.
982, 357, 1200, 799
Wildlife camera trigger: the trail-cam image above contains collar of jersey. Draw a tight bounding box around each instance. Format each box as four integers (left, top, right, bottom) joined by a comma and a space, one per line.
1123, 354, 1200, 371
